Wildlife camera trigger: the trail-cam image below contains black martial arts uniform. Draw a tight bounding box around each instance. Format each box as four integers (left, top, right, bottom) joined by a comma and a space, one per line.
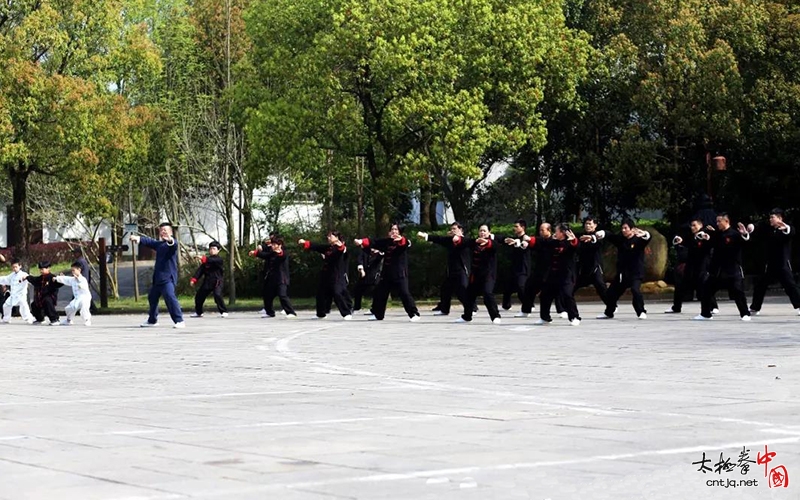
27, 274, 63, 323
749, 224, 800, 312
427, 234, 470, 315
461, 237, 500, 322
191, 254, 228, 315
353, 248, 383, 312
360, 236, 419, 320
303, 241, 353, 318
700, 227, 750, 318
603, 231, 651, 317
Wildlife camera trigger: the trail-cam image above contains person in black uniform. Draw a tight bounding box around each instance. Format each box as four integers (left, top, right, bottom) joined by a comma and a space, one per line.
250, 236, 297, 318
665, 218, 717, 314
24, 261, 63, 325
353, 247, 384, 313
694, 213, 753, 320
458, 224, 501, 324
575, 216, 609, 304
527, 223, 581, 326
355, 222, 420, 322
299, 230, 353, 320
519, 223, 566, 318
189, 241, 228, 318
597, 219, 651, 320
749, 208, 800, 316
500, 219, 531, 315
417, 222, 470, 316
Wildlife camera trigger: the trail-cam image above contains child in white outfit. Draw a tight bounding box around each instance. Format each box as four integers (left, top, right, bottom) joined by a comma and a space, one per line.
55, 262, 92, 326
0, 259, 33, 324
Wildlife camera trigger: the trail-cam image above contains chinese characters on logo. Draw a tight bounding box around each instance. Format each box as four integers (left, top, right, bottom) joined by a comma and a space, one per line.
693, 445, 789, 489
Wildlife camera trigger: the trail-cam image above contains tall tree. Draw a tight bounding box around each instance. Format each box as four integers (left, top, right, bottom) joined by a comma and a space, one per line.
245, 0, 589, 233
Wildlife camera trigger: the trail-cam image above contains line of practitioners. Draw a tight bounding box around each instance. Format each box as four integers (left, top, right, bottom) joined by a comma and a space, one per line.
244, 208, 800, 325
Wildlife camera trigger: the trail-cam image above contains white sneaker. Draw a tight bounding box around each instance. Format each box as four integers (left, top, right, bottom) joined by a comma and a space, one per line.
190, 313, 203, 318
749, 309, 760, 316
796, 308, 800, 316
531, 306, 537, 312
220, 312, 229, 318
514, 312, 530, 318
280, 310, 287, 316
533, 319, 548, 325
638, 313, 647, 320
1, 319, 9, 324
367, 315, 379, 321
614, 306, 619, 313
286, 313, 298, 319
25, 318, 34, 324
569, 319, 581, 326
693, 315, 712, 321
664, 307, 680, 314
455, 317, 469, 323
596, 313, 612, 319
711, 308, 720, 315
261, 313, 274, 318
559, 312, 568, 319
312, 315, 326, 320
61, 319, 73, 326
741, 315, 752, 322
84, 320, 92, 326
49, 321, 60, 326
362, 311, 373, 315
492, 318, 502, 325
343, 314, 353, 321
433, 311, 448, 316
140, 321, 158, 327
409, 315, 421, 322
258, 308, 266, 315
173, 322, 186, 329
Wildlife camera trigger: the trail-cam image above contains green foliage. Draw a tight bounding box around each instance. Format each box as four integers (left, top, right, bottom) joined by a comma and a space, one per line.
244, 0, 590, 231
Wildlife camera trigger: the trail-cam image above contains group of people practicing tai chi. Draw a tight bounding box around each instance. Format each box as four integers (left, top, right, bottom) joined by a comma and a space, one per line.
9, 206, 793, 329
231, 207, 800, 326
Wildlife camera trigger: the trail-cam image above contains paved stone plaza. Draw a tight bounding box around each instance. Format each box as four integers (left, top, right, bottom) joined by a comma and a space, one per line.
1, 300, 798, 500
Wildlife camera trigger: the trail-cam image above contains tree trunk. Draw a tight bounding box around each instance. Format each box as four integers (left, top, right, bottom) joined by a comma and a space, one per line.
442, 177, 471, 225
9, 167, 30, 263
366, 146, 390, 235
419, 175, 431, 229
241, 185, 254, 247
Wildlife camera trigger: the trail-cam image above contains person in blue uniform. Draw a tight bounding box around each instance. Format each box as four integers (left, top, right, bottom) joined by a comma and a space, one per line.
130, 222, 185, 328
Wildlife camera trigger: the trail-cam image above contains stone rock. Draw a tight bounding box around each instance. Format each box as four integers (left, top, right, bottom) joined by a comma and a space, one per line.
602, 227, 668, 282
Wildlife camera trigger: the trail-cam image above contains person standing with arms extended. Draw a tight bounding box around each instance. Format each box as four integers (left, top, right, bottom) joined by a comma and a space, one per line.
299, 230, 353, 320
417, 222, 470, 316
596, 219, 651, 320
355, 222, 421, 322
748, 208, 800, 316
694, 213, 753, 321
130, 222, 185, 329
189, 241, 228, 318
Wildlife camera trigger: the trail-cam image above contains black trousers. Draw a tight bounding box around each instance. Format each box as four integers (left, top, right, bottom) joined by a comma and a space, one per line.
542, 276, 580, 321
502, 272, 529, 310
604, 274, 646, 317
521, 273, 564, 314
371, 276, 419, 320
462, 276, 500, 321
195, 282, 227, 315
573, 267, 608, 304
750, 265, 800, 311
672, 265, 717, 312
353, 279, 377, 311
435, 272, 469, 314
31, 298, 59, 323
316, 277, 352, 318
262, 282, 296, 316
701, 274, 749, 318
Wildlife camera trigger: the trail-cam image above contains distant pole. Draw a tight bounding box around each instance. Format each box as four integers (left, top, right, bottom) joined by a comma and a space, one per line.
99, 237, 108, 308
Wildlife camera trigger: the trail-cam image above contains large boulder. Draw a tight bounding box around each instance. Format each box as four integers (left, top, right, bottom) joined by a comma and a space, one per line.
601, 226, 668, 282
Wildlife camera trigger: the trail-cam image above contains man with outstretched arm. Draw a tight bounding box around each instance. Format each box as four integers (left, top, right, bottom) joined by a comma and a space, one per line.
417, 222, 470, 316
748, 208, 800, 316
597, 219, 651, 320
130, 222, 185, 328
694, 213, 753, 321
